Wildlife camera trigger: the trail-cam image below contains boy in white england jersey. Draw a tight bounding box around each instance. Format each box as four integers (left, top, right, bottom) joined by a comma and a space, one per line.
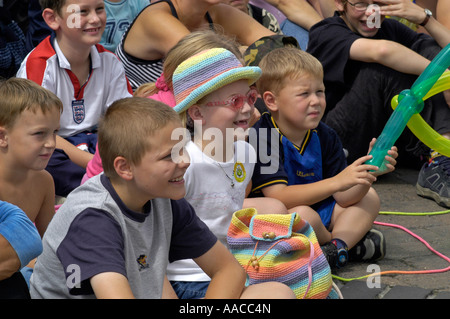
17, 0, 132, 197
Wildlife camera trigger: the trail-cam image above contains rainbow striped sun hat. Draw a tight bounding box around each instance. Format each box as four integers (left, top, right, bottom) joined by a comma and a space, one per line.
173, 48, 262, 114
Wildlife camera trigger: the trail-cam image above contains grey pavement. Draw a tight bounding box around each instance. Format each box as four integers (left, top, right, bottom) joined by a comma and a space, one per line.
332, 167, 450, 299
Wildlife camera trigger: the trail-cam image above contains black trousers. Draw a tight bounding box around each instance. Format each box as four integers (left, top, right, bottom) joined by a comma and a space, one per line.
324, 39, 450, 167
0, 272, 30, 299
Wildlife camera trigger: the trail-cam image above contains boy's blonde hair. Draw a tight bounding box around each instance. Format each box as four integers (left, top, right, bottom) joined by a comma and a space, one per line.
98, 97, 181, 179
0, 78, 63, 129
256, 47, 324, 96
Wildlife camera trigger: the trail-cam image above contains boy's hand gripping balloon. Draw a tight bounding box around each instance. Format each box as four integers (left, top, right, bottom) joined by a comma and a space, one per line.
366, 43, 450, 170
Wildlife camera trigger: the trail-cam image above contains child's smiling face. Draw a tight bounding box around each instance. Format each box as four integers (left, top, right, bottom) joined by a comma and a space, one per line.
337, 0, 386, 37
54, 0, 107, 48
199, 80, 256, 134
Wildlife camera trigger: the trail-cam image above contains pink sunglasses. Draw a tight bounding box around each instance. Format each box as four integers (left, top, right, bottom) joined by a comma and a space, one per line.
204, 89, 258, 111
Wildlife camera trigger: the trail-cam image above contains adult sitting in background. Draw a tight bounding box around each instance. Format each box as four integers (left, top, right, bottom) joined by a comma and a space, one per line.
221, 0, 282, 34
115, 0, 274, 91
250, 0, 336, 49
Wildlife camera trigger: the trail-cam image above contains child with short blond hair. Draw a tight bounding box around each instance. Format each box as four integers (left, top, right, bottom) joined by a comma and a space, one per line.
30, 96, 294, 299
0, 77, 62, 237
0, 77, 61, 288
251, 47, 398, 268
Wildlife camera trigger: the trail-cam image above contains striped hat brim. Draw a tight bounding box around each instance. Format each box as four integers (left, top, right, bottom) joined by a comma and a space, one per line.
173, 67, 261, 114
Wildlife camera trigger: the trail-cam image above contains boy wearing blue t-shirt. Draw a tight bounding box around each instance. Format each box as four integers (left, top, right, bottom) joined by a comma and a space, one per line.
250, 47, 398, 269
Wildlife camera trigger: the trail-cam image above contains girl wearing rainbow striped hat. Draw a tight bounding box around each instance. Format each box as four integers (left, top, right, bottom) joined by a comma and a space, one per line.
167, 47, 291, 299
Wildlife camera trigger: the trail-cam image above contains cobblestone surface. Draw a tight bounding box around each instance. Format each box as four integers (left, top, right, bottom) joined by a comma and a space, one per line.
333, 168, 450, 299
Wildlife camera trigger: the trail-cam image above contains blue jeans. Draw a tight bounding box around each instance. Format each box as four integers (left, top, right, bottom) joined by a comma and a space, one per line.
281, 20, 309, 50
170, 281, 210, 299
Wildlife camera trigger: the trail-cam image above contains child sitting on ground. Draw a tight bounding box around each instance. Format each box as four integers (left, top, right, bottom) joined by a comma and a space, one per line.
0, 77, 62, 286
250, 47, 398, 268
17, 0, 132, 198
0, 78, 61, 237
167, 47, 290, 298
30, 97, 294, 299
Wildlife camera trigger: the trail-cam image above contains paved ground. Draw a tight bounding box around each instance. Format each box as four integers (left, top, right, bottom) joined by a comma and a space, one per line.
332, 167, 450, 299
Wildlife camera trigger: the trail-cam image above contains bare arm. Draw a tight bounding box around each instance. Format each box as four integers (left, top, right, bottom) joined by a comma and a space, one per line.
436, 0, 450, 30
210, 4, 275, 45
90, 272, 135, 299
195, 241, 246, 299
56, 135, 93, 169
378, 0, 450, 47
34, 171, 55, 237
263, 0, 323, 29
262, 140, 398, 209
0, 234, 20, 281
124, 6, 190, 60
315, 0, 337, 18
349, 38, 431, 76
262, 155, 377, 208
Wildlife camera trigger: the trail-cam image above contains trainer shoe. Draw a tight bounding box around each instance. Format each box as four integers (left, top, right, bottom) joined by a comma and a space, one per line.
321, 241, 348, 269
348, 229, 386, 262
416, 155, 450, 208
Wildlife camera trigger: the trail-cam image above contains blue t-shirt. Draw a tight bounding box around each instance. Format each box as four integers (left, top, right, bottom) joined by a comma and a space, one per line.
100, 0, 150, 52
250, 112, 347, 195
0, 200, 42, 268
249, 113, 347, 225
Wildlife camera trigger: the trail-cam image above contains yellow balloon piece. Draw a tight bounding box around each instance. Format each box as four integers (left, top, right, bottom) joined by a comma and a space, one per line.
391, 72, 450, 157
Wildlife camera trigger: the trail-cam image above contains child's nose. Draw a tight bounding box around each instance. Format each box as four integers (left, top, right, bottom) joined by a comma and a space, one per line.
241, 101, 255, 114
88, 11, 101, 24
45, 135, 56, 149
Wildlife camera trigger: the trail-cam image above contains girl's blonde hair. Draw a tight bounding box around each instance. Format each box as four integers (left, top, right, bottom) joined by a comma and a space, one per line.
98, 97, 181, 179
0, 78, 63, 129
257, 47, 324, 96
134, 28, 242, 98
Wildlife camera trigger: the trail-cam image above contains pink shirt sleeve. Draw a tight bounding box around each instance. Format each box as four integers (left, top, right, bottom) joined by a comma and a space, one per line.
85, 143, 103, 179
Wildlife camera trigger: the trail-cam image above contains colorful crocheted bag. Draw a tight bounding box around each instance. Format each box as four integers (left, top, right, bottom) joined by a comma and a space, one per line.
227, 208, 333, 299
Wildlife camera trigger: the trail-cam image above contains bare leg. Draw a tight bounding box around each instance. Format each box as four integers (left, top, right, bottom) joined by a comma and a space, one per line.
289, 205, 332, 244
243, 197, 288, 215
241, 281, 296, 299
328, 187, 380, 249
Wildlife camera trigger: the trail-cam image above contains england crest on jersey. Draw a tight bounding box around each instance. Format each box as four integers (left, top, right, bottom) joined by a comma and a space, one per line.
72, 99, 85, 124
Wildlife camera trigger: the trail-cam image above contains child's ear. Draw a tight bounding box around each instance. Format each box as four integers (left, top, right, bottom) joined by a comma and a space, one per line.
335, 0, 345, 12
113, 156, 133, 181
262, 91, 279, 112
0, 127, 8, 148
187, 105, 205, 124
42, 8, 61, 31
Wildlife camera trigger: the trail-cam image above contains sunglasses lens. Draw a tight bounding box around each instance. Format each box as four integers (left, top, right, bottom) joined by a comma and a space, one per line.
231, 96, 245, 110
247, 91, 257, 105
